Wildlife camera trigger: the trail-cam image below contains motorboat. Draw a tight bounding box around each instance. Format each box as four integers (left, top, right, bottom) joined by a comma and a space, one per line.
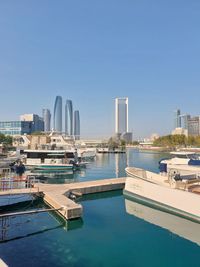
124, 166, 200, 223
159, 151, 200, 175
21, 149, 83, 171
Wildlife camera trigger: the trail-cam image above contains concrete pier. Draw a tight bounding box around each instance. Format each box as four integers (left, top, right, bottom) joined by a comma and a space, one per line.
0, 178, 126, 220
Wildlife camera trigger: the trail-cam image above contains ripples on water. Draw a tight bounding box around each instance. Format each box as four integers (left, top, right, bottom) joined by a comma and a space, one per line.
1, 149, 200, 267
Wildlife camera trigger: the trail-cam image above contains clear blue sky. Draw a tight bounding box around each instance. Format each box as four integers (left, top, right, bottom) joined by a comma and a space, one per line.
0, 0, 200, 139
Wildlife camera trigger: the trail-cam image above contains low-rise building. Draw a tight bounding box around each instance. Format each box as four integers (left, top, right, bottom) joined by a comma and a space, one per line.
0, 121, 32, 136
0, 113, 44, 136
172, 127, 188, 137
20, 114, 44, 132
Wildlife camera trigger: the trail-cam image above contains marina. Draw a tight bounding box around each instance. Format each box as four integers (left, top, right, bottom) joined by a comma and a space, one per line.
1, 150, 200, 267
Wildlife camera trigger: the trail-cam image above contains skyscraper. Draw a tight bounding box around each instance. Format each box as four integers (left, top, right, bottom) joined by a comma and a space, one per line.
42, 109, 51, 132
65, 100, 73, 136
174, 109, 181, 128
74, 110, 80, 140
182, 114, 190, 130
53, 96, 62, 132
115, 97, 128, 135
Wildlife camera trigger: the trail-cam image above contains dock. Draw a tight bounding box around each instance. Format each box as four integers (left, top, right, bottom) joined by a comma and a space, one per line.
0, 178, 126, 220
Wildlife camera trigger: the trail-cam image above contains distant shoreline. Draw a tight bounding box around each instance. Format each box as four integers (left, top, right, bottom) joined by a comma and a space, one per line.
126, 145, 200, 153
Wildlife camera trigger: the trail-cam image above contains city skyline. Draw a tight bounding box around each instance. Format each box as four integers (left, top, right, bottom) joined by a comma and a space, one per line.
1, 1, 200, 138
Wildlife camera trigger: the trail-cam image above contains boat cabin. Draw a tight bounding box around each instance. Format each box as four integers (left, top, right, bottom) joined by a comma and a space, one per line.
21, 149, 76, 165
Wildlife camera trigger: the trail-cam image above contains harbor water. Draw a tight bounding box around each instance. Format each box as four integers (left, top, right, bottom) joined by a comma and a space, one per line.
1, 149, 200, 267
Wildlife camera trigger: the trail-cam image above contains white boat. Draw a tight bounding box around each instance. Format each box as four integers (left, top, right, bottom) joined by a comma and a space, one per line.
49, 135, 96, 160
124, 167, 200, 223
125, 198, 200, 246
21, 149, 77, 171
77, 148, 96, 160
159, 151, 200, 175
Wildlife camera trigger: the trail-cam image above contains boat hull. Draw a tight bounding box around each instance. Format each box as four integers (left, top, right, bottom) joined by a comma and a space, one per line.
33, 164, 74, 171
124, 177, 200, 223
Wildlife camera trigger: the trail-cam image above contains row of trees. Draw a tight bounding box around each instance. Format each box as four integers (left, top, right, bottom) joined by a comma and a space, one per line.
0, 133, 13, 146
153, 135, 200, 147
107, 137, 139, 149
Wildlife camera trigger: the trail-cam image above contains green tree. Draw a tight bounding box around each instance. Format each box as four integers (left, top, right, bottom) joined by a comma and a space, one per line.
0, 133, 13, 146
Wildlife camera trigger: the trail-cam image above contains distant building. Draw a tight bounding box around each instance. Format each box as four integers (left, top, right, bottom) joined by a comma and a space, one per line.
188, 116, 200, 136
53, 96, 62, 132
0, 121, 32, 136
65, 100, 73, 136
150, 133, 160, 141
74, 110, 80, 140
121, 132, 132, 143
174, 109, 181, 128
42, 109, 51, 132
182, 114, 190, 130
20, 114, 44, 132
172, 127, 188, 137
115, 97, 132, 142
115, 97, 128, 135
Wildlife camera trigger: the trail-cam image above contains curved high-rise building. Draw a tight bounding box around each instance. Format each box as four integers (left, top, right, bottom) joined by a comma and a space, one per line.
65, 100, 73, 136
53, 96, 62, 132
74, 110, 80, 140
42, 109, 51, 132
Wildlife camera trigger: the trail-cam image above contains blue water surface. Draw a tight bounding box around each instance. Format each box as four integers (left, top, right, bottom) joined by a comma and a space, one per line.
0, 149, 200, 267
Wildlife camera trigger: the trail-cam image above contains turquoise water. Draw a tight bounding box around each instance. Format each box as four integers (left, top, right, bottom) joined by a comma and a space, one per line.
1, 149, 200, 267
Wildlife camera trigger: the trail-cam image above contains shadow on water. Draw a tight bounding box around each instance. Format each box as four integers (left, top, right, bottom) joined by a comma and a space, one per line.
78, 190, 123, 202
0, 198, 84, 243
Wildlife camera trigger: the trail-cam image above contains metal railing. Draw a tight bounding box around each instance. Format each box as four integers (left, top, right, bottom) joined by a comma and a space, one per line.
0, 175, 39, 192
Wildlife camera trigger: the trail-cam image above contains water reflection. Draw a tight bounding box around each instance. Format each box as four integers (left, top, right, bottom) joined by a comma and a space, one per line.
125, 197, 200, 246
28, 149, 167, 184
0, 209, 83, 243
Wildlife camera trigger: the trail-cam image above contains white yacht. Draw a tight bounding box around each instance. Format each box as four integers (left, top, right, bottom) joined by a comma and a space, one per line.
159, 151, 200, 175
124, 166, 200, 223
21, 149, 76, 171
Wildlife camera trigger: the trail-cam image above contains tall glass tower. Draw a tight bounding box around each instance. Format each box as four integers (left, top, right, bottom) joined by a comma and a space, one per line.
115, 97, 128, 135
174, 109, 181, 128
65, 100, 73, 136
74, 110, 80, 140
53, 96, 62, 132
42, 109, 51, 132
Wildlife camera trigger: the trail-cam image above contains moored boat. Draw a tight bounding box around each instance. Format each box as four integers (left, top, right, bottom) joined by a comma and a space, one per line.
21, 149, 82, 171
124, 166, 200, 223
159, 151, 200, 175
